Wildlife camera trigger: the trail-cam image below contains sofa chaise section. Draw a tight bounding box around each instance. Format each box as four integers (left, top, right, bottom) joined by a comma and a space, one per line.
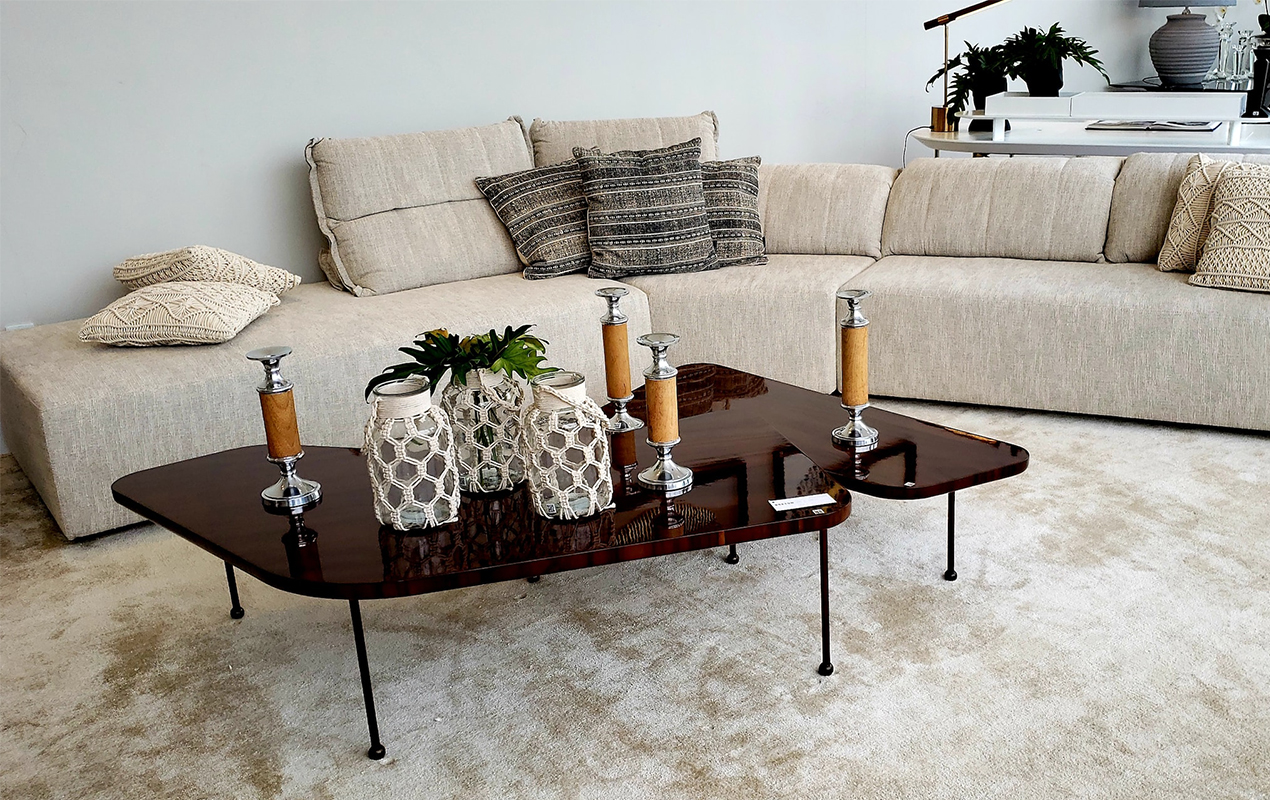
0, 276, 651, 539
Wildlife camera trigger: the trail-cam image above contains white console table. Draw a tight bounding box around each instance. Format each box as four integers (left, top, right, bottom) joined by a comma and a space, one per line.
914, 120, 1270, 157
915, 90, 1270, 157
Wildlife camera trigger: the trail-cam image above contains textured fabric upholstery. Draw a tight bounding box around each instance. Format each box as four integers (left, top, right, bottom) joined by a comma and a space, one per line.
0, 276, 651, 539
623, 254, 875, 393
529, 112, 719, 167
854, 256, 1270, 430
79, 282, 279, 346
881, 157, 1121, 262
474, 160, 590, 279
114, 246, 301, 295
701, 157, 766, 266
1191, 170, 1270, 293
1105, 152, 1270, 264
758, 163, 897, 257
306, 118, 532, 296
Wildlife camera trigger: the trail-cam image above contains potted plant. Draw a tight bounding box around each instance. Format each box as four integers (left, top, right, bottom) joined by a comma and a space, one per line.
366, 324, 555, 492
927, 42, 1012, 131
1002, 23, 1108, 97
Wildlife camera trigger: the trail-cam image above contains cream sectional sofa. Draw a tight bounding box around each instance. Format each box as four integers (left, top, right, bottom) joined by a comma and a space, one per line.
2, 116, 1267, 541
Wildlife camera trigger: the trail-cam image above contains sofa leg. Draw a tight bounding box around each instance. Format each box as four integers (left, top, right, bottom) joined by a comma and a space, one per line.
224, 562, 245, 619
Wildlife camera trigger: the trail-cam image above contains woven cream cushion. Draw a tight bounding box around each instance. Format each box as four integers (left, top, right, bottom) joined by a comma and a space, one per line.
1190, 171, 1270, 293
79, 282, 280, 346
1157, 155, 1268, 272
113, 246, 301, 294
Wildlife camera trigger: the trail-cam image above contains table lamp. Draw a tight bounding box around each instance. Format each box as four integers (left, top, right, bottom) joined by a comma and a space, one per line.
925, 0, 1014, 132
1140, 1, 1230, 87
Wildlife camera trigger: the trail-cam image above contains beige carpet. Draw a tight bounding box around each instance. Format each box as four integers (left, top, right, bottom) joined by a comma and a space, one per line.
2, 399, 1268, 799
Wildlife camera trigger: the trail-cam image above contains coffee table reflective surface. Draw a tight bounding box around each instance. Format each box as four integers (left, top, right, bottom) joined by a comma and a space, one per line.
112, 364, 1027, 760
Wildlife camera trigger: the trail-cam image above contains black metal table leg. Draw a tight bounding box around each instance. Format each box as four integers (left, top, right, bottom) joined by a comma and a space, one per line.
817, 528, 833, 676
349, 599, 386, 760
724, 544, 739, 564
224, 562, 245, 619
944, 491, 958, 582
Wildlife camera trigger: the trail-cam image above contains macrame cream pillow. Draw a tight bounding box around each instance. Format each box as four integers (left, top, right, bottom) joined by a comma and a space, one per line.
1158, 155, 1243, 272
79, 281, 280, 346
113, 246, 301, 294
1190, 172, 1270, 294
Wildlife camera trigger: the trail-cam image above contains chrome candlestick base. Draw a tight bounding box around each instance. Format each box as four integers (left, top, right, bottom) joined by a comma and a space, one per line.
605, 395, 645, 433
832, 404, 879, 451
637, 439, 694, 497
262, 453, 322, 511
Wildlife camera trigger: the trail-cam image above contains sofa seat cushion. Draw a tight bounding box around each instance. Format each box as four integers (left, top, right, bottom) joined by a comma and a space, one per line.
0, 276, 651, 539
882, 157, 1122, 263
623, 254, 876, 393
306, 118, 532, 296
1106, 152, 1270, 264
758, 163, 897, 258
853, 256, 1270, 430
529, 111, 719, 167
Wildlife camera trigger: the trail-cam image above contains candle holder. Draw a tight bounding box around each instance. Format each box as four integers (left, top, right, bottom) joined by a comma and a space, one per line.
831, 290, 879, 451
596, 286, 644, 433
636, 333, 693, 497
246, 346, 322, 511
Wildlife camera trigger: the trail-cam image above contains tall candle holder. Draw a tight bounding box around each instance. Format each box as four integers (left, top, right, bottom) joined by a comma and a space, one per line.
831, 290, 879, 451
246, 346, 322, 510
636, 333, 693, 497
595, 286, 644, 433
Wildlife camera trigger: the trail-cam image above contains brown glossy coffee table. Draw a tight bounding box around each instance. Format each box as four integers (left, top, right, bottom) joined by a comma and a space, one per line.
111, 365, 1026, 760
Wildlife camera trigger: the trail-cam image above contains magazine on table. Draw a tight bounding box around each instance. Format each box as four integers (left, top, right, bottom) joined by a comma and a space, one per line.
1085, 120, 1222, 132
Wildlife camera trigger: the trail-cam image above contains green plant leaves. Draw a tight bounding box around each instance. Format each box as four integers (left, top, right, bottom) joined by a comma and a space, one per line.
364, 324, 557, 399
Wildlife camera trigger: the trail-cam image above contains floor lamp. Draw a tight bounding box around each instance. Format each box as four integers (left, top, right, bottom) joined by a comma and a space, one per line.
925, 0, 1014, 132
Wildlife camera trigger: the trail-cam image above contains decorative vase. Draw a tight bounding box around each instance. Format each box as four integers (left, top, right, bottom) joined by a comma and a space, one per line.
442, 368, 526, 492
1151, 12, 1219, 87
968, 75, 1009, 133
522, 371, 613, 519
364, 378, 460, 529
1024, 62, 1064, 97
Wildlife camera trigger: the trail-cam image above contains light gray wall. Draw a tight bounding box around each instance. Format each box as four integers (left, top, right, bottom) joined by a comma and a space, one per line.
0, 0, 1257, 451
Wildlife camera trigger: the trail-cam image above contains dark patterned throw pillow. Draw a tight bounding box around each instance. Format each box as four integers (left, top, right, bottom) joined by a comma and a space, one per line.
702, 156, 767, 266
573, 138, 719, 279
475, 160, 590, 279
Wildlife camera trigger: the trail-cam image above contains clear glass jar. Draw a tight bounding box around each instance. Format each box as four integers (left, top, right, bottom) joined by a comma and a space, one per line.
441, 369, 526, 492
522, 371, 613, 519
364, 378, 460, 528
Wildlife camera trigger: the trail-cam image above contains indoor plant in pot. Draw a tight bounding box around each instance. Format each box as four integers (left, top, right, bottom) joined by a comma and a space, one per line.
367, 325, 555, 493
927, 42, 1012, 131
1002, 23, 1108, 96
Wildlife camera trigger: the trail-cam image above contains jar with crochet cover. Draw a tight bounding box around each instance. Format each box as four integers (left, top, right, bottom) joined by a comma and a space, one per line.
364, 378, 460, 529
441, 369, 526, 493
522, 371, 613, 519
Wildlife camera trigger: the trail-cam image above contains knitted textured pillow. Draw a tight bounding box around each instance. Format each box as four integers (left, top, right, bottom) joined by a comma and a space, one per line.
702, 156, 766, 266
474, 160, 590, 279
79, 281, 280, 346
1190, 171, 1270, 293
1157, 155, 1268, 272
113, 246, 302, 294
573, 138, 718, 279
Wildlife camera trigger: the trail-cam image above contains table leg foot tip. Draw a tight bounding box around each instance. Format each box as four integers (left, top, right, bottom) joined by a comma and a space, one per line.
367, 744, 386, 760
230, 608, 245, 619
724, 553, 739, 565
943, 570, 957, 582
817, 662, 834, 676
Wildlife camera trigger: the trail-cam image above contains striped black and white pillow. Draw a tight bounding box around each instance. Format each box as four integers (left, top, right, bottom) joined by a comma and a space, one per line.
475, 160, 590, 280
573, 139, 719, 279
702, 157, 767, 267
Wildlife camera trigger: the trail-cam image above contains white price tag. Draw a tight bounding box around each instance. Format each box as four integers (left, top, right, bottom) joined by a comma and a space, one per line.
768, 493, 837, 512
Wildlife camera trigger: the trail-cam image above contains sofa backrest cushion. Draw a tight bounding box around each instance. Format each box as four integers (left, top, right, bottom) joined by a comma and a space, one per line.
528, 112, 719, 166
306, 118, 532, 296
881, 156, 1122, 263
758, 163, 898, 258
1105, 152, 1270, 263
